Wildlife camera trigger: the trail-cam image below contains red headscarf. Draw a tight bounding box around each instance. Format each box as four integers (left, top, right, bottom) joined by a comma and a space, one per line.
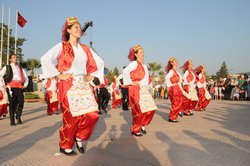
128, 44, 143, 61
165, 57, 176, 73
180, 60, 192, 70
194, 65, 205, 74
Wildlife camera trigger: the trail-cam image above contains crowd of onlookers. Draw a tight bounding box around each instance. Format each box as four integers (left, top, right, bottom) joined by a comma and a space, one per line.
151, 74, 250, 101
207, 74, 250, 101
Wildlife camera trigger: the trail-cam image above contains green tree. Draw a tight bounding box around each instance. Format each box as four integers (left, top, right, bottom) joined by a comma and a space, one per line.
215, 61, 228, 80
0, 23, 26, 66
105, 68, 113, 85
113, 66, 120, 76
158, 70, 165, 83
22, 58, 41, 78
148, 62, 162, 84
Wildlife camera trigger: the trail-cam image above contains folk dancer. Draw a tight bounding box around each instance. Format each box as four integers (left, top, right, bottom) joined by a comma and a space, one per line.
180, 60, 198, 116
41, 17, 104, 156
0, 54, 28, 126
165, 57, 190, 122
110, 75, 122, 109
194, 65, 211, 111
96, 75, 110, 114
42, 77, 59, 115
0, 77, 8, 120
123, 45, 157, 136
117, 67, 130, 111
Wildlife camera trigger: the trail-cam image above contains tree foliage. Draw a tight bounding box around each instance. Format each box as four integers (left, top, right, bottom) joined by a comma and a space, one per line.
22, 58, 41, 77
105, 66, 121, 85
0, 23, 26, 66
113, 66, 120, 76
215, 61, 228, 80
148, 62, 162, 85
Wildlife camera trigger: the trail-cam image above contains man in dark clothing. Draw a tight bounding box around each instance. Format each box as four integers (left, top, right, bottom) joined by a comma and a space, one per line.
0, 54, 29, 126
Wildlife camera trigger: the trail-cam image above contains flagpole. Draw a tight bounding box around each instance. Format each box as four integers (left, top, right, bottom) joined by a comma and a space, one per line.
15, 10, 18, 55
6, 7, 10, 65
0, 4, 4, 68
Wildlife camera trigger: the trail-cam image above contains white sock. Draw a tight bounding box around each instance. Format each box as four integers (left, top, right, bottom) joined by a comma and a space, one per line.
76, 137, 83, 147
65, 149, 72, 153
142, 126, 145, 130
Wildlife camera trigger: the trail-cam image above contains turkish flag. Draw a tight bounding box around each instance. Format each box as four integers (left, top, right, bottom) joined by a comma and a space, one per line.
17, 12, 27, 28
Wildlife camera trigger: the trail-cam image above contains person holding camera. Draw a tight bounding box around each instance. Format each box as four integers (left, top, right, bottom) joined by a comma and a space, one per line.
41, 17, 104, 156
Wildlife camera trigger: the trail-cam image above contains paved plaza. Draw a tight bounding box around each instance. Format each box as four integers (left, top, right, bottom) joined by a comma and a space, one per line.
0, 99, 250, 166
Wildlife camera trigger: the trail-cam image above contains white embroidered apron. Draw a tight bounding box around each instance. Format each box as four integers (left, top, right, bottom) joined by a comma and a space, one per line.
67, 75, 98, 117
0, 88, 8, 105
205, 88, 212, 100
189, 85, 198, 101
50, 92, 58, 103
139, 85, 157, 113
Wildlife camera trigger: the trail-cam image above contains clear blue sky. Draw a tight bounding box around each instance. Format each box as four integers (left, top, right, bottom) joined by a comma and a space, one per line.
2, 0, 250, 75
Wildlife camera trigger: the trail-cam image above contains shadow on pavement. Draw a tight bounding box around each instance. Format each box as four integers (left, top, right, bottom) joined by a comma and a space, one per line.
183, 130, 249, 166
203, 101, 250, 135
73, 124, 160, 166
0, 121, 61, 165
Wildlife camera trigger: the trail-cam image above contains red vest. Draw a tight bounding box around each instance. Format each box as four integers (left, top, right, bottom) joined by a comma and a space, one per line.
130, 62, 145, 82
56, 42, 98, 102
170, 70, 180, 84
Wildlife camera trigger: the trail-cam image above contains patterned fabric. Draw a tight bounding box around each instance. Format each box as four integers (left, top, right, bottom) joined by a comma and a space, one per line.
67, 75, 98, 117
139, 85, 157, 113
56, 42, 98, 102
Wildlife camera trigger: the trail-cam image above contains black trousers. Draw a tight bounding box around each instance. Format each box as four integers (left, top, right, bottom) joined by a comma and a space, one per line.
121, 87, 129, 110
7, 88, 24, 123
96, 87, 110, 111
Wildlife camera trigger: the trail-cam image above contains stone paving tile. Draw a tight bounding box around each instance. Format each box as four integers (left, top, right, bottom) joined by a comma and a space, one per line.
0, 100, 250, 166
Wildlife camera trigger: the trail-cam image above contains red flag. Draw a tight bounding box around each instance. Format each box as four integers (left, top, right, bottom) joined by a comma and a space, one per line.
17, 12, 27, 28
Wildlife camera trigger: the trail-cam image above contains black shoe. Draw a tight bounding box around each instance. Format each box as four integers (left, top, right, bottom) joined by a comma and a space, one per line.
131, 132, 143, 137
3, 114, 6, 117
74, 138, 85, 154
54, 112, 59, 115
184, 113, 193, 116
60, 148, 77, 156
141, 129, 147, 135
98, 111, 103, 114
17, 119, 23, 124
202, 108, 206, 111
103, 109, 107, 113
168, 119, 179, 123
123, 108, 129, 111
10, 122, 16, 126
179, 112, 183, 117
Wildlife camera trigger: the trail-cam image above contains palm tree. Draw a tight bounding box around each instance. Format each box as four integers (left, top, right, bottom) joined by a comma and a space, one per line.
158, 70, 165, 83
22, 58, 41, 78
148, 62, 162, 85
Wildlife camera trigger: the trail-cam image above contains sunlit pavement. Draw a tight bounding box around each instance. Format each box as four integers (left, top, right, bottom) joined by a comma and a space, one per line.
0, 100, 250, 166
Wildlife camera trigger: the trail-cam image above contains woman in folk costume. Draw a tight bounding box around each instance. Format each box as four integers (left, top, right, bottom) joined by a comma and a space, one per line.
42, 77, 59, 115
194, 65, 211, 111
180, 60, 198, 116
110, 75, 122, 109
41, 17, 104, 156
0, 77, 8, 119
165, 57, 190, 122
123, 45, 157, 137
